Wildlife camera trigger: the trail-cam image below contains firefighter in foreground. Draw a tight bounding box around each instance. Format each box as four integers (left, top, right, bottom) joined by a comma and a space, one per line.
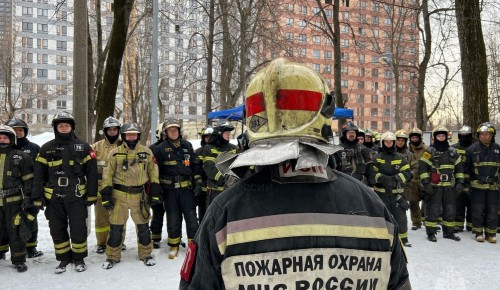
202, 120, 238, 205
0, 125, 34, 272
101, 122, 161, 269
452, 125, 473, 232
179, 58, 410, 290
370, 131, 412, 247
465, 123, 500, 243
91, 117, 125, 254
32, 111, 98, 273
153, 118, 200, 259
419, 126, 464, 242
4, 118, 43, 258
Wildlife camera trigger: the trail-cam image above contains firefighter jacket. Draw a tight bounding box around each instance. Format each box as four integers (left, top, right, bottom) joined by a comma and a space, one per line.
194, 146, 207, 191
153, 138, 200, 189
409, 142, 428, 183
33, 135, 98, 203
202, 139, 237, 191
334, 142, 373, 182
179, 164, 411, 290
419, 146, 464, 187
91, 137, 122, 189
102, 143, 160, 191
370, 151, 412, 194
397, 147, 419, 188
464, 142, 500, 190
16, 137, 40, 160
452, 143, 471, 185
0, 146, 34, 207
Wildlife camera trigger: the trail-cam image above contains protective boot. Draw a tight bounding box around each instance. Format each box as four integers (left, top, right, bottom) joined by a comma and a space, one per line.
55, 260, 71, 274
15, 263, 28, 273
142, 256, 156, 266
168, 246, 179, 259
96, 245, 106, 254
427, 233, 437, 242
74, 259, 86, 272
443, 233, 461, 241
153, 241, 161, 249
102, 258, 120, 269
486, 235, 497, 244
401, 238, 412, 247
475, 234, 485, 242
26, 248, 43, 258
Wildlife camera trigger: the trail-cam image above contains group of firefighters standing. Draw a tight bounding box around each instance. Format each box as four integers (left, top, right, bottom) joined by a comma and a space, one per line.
336, 121, 500, 246
0, 111, 498, 274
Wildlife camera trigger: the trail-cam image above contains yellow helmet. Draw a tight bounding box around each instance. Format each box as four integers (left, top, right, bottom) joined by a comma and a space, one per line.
380, 131, 397, 142
408, 127, 423, 138
476, 122, 496, 137
432, 125, 448, 138
245, 58, 335, 145
395, 129, 409, 139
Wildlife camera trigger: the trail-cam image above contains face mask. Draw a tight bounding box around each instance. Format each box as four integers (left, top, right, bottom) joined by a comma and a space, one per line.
125, 140, 138, 150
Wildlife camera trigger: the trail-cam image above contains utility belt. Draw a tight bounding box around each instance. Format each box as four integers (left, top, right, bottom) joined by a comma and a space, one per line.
113, 184, 145, 193
0, 187, 21, 198
474, 175, 498, 185
160, 175, 192, 189
430, 172, 454, 184
51, 176, 86, 188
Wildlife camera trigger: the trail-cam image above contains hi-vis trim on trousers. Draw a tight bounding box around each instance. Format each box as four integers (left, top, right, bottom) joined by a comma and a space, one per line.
221, 247, 391, 290
215, 213, 394, 255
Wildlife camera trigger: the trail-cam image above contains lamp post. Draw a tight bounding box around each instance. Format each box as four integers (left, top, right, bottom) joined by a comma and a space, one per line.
380, 53, 393, 131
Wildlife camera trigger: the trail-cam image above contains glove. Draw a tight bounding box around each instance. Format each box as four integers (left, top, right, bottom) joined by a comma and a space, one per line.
148, 183, 163, 207
22, 197, 34, 210
32, 198, 45, 211
102, 198, 114, 210
100, 186, 113, 210
86, 196, 97, 207
395, 194, 410, 211
150, 195, 163, 207
455, 182, 465, 194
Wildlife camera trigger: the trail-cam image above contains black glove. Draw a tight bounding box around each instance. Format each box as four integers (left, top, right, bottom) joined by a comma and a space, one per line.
455, 182, 465, 194
395, 194, 410, 210
22, 197, 34, 210
100, 186, 113, 210
32, 198, 45, 211
148, 183, 163, 207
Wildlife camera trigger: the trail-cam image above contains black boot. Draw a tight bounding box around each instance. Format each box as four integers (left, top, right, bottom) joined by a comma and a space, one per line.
443, 233, 461, 241
14, 263, 28, 273
26, 248, 43, 258
152, 240, 161, 249
96, 245, 106, 254
74, 259, 87, 272
427, 233, 437, 242
401, 238, 412, 247
55, 260, 71, 274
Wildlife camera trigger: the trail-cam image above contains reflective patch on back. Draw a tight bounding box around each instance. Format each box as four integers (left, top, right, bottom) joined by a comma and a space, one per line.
278, 162, 328, 179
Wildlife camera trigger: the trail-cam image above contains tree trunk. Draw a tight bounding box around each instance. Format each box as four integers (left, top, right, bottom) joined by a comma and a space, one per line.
455, 0, 489, 129
94, 0, 135, 141
205, 0, 215, 121
416, 0, 431, 130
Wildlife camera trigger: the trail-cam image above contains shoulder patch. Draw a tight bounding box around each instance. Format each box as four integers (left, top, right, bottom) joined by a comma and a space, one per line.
422, 152, 432, 160
74, 144, 84, 152
180, 241, 197, 282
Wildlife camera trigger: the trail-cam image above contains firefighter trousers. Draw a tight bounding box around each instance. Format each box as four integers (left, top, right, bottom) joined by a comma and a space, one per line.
377, 192, 408, 241
471, 188, 499, 236
150, 202, 166, 242
455, 189, 471, 230
45, 195, 88, 261
425, 186, 456, 235
404, 182, 422, 227
95, 196, 127, 246
107, 190, 152, 261
162, 186, 198, 247
0, 203, 26, 264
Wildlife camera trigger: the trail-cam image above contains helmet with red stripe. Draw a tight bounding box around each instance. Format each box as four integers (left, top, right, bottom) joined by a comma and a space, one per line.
245, 58, 335, 145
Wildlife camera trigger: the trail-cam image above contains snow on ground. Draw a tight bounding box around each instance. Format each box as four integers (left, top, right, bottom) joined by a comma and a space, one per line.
2, 208, 500, 290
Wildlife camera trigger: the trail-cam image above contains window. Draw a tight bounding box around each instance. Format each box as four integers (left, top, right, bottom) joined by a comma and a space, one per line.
371, 95, 378, 103
385, 18, 392, 25
341, 39, 349, 47
371, 108, 378, 116
409, 47, 416, 55
359, 1, 367, 9
357, 94, 365, 103
23, 7, 33, 16
37, 38, 48, 49
37, 84, 48, 94
298, 20, 306, 28
57, 25, 67, 36
359, 67, 365, 76
341, 66, 348, 75
409, 34, 416, 42
37, 8, 48, 17
299, 5, 307, 15
372, 68, 379, 77
341, 25, 349, 34
312, 50, 320, 59
325, 9, 332, 18
358, 27, 366, 36
22, 22, 33, 32
358, 54, 365, 64
37, 23, 48, 33
37, 54, 48, 64
358, 41, 366, 49
57, 100, 67, 109
313, 7, 320, 14
359, 14, 366, 23
284, 3, 294, 12
342, 12, 349, 20
57, 40, 67, 51
324, 51, 332, 59
323, 65, 331, 73
341, 52, 349, 61
383, 108, 390, 116
22, 68, 33, 77
57, 55, 67, 65
371, 121, 378, 130
37, 69, 48, 78
37, 114, 48, 124
22, 37, 33, 48
357, 81, 365, 89
383, 122, 390, 130
312, 36, 320, 44
298, 34, 307, 43
298, 48, 306, 57
341, 80, 348, 88
59, 11, 68, 21
312, 63, 320, 72
22, 99, 33, 109
373, 3, 380, 12
373, 29, 379, 38
23, 52, 33, 63
286, 18, 294, 27
384, 95, 391, 104
22, 83, 32, 92
372, 16, 379, 24
286, 32, 294, 41
286, 47, 293, 56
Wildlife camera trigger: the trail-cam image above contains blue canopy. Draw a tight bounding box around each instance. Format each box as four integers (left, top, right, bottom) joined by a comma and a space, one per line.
332, 107, 354, 120
208, 105, 244, 121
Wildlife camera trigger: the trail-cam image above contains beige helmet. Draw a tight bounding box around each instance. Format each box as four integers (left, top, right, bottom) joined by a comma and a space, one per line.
395, 129, 409, 139
432, 125, 448, 138
0, 124, 17, 145
245, 58, 335, 145
380, 131, 397, 142
409, 127, 423, 138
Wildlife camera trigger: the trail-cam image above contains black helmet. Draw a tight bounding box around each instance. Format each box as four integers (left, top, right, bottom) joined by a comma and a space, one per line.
0, 125, 17, 145
5, 118, 29, 135
103, 116, 121, 129
120, 122, 141, 140
52, 111, 75, 130
341, 121, 359, 138
213, 120, 234, 136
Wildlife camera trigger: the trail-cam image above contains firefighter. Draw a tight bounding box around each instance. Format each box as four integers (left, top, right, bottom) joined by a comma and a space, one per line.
419, 125, 464, 242
4, 118, 42, 258
101, 122, 161, 269
370, 131, 412, 247
0, 125, 34, 272
153, 118, 200, 259
32, 111, 98, 273
465, 123, 500, 243
193, 125, 213, 223
364, 129, 378, 151
357, 128, 365, 144
91, 116, 125, 254
149, 122, 167, 249
408, 127, 428, 230
334, 121, 373, 183
452, 125, 473, 232
202, 120, 238, 205
179, 58, 410, 290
